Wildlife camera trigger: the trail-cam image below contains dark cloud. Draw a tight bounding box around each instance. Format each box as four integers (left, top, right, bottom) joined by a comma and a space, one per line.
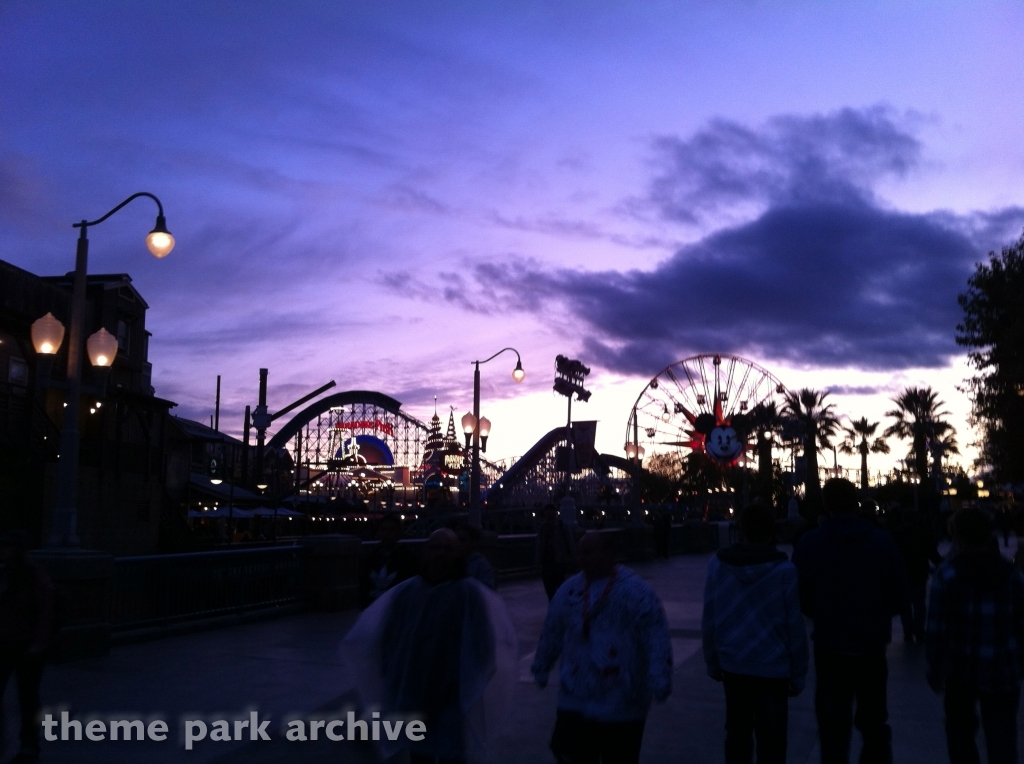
648, 106, 923, 224
401, 108, 1019, 376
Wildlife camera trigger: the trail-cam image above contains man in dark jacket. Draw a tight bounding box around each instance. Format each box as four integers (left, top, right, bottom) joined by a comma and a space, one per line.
0, 530, 54, 764
792, 479, 907, 764
926, 508, 1024, 764
890, 508, 942, 643
537, 504, 577, 601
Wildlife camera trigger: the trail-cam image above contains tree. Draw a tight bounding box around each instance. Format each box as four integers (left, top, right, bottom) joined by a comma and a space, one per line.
747, 401, 785, 504
678, 451, 726, 495
645, 451, 683, 480
784, 388, 840, 513
641, 452, 683, 504
840, 417, 890, 490
747, 401, 785, 479
927, 421, 959, 481
957, 232, 1024, 482
884, 386, 950, 480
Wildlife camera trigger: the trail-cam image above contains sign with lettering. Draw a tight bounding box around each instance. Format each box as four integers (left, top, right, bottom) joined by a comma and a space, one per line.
334, 420, 394, 437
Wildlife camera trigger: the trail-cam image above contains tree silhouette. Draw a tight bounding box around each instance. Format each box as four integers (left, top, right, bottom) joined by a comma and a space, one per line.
840, 417, 890, 490
784, 388, 840, 513
884, 386, 951, 480
957, 232, 1024, 482
747, 401, 785, 478
928, 421, 959, 481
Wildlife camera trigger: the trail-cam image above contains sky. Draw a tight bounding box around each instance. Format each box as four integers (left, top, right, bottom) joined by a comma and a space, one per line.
3, 1, 1023, 475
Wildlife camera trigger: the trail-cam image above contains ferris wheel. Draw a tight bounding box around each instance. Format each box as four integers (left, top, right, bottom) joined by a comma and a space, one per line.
625, 354, 787, 467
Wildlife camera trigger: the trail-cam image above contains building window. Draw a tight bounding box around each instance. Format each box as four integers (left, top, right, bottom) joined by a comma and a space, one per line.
117, 319, 130, 352
8, 357, 28, 386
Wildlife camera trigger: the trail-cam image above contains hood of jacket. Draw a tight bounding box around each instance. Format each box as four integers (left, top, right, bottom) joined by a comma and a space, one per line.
716, 543, 788, 585
951, 549, 1014, 591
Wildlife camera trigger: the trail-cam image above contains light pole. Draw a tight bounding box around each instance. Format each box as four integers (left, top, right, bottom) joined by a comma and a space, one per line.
624, 410, 645, 520
38, 192, 174, 547
461, 348, 524, 527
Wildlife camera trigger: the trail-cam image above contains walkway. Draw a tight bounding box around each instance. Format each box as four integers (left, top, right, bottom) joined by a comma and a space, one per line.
7, 540, 1019, 763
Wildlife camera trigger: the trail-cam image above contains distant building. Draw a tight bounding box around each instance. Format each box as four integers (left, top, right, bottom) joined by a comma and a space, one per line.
420, 408, 466, 504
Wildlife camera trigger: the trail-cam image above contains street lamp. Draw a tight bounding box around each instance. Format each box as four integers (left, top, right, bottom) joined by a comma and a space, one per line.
478, 417, 491, 452
42, 192, 173, 547
468, 347, 524, 526
85, 328, 118, 368
31, 313, 65, 355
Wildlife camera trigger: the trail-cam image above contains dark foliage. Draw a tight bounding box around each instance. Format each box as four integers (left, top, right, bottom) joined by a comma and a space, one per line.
957, 233, 1024, 482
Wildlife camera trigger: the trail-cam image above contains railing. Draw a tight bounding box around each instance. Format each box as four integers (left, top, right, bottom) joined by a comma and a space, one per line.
105, 521, 732, 641
493, 533, 539, 578
110, 545, 305, 632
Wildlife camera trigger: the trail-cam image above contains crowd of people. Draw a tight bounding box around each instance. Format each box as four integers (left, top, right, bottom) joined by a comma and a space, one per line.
703, 478, 1024, 764
348, 508, 673, 764
3, 483, 1024, 764
352, 480, 1024, 764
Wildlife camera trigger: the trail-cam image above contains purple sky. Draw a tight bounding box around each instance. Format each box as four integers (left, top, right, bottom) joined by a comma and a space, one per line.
3, 2, 1023, 470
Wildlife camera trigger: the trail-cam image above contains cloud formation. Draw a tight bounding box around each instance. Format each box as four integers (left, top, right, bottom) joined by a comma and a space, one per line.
647, 106, 923, 224
408, 108, 1024, 375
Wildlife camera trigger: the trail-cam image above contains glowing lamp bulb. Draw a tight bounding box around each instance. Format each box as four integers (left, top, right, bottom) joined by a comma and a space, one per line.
31, 312, 65, 355
461, 411, 477, 435
512, 360, 525, 383
478, 416, 491, 438
146, 215, 175, 258
86, 328, 118, 367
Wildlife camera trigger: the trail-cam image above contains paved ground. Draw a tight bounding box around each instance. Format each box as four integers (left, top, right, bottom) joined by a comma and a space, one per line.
4, 537, 1020, 763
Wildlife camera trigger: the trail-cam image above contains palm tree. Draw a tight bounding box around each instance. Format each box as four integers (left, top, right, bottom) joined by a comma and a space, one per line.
928, 421, 959, 481
840, 417, 890, 490
746, 401, 786, 506
884, 387, 951, 480
747, 401, 785, 479
784, 388, 841, 512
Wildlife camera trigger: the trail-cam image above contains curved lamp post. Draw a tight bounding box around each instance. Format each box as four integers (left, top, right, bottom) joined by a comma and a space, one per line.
464, 348, 524, 527
41, 192, 173, 547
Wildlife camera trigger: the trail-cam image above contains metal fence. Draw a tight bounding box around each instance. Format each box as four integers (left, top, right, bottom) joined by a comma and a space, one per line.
108, 521, 729, 636
110, 545, 305, 632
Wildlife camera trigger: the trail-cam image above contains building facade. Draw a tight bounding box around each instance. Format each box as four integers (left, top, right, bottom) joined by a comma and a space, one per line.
0, 258, 175, 554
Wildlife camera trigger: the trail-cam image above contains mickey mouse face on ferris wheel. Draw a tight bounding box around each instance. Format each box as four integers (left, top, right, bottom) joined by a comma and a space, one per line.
706, 427, 743, 461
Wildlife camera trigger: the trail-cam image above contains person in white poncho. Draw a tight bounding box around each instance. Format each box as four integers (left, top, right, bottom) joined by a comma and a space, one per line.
340, 528, 517, 764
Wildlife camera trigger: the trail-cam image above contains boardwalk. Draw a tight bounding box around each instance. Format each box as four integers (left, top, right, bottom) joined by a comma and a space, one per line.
9, 543, 1019, 763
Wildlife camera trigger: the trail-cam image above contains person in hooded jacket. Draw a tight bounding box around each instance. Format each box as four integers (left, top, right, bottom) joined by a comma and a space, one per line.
703, 502, 808, 764
792, 478, 907, 764
926, 508, 1024, 764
